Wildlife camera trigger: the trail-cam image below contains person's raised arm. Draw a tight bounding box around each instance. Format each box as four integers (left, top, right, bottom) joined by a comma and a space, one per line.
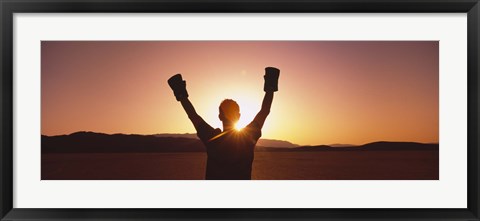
252, 67, 280, 129
179, 97, 203, 127
167, 74, 206, 129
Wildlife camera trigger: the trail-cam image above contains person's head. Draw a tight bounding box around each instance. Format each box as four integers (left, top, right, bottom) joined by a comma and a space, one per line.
219, 99, 240, 124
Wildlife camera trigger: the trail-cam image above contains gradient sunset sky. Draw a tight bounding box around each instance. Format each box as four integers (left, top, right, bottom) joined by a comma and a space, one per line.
41, 41, 438, 146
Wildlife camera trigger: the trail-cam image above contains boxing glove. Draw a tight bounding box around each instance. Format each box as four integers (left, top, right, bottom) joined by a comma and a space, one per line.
264, 67, 280, 92
168, 74, 189, 101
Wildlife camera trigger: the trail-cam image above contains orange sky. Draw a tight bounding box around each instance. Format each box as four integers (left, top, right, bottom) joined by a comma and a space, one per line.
41, 41, 438, 145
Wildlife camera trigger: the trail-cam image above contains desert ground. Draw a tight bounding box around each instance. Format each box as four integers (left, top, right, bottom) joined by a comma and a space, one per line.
42, 150, 438, 180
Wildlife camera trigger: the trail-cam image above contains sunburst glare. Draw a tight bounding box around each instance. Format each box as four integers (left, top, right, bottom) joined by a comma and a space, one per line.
234, 123, 243, 131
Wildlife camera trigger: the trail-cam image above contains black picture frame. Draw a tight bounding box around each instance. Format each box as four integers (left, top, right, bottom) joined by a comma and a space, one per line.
1, 0, 479, 220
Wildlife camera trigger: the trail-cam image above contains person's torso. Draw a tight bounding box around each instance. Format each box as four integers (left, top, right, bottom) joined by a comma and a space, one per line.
204, 129, 258, 180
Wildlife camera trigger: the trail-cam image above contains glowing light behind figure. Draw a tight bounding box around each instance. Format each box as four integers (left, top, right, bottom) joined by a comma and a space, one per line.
41, 41, 439, 146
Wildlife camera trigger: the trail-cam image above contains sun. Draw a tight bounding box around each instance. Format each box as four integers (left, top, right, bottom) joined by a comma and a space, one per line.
208, 91, 262, 132
234, 123, 243, 131
232, 97, 258, 130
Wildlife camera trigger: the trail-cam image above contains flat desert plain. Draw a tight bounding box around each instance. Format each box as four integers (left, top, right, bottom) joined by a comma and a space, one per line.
41, 150, 438, 180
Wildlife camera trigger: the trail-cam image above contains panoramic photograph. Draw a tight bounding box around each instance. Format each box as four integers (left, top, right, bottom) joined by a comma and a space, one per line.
41, 41, 439, 180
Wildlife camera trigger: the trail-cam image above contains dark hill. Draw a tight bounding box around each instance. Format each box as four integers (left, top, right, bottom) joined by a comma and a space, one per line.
281, 141, 438, 152
154, 133, 299, 148
42, 132, 438, 153
42, 132, 204, 153
359, 141, 438, 151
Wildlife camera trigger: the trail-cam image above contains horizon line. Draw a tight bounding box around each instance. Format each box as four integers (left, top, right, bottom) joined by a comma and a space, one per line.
41, 130, 440, 146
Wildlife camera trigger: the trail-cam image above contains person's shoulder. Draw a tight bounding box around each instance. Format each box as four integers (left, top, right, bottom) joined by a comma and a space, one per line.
244, 122, 262, 140
197, 124, 221, 143
213, 128, 222, 135
246, 120, 261, 130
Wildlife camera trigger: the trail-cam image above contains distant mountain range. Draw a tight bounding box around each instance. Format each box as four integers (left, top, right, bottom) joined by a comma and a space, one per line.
153, 133, 299, 148
41, 131, 438, 153
258, 142, 438, 152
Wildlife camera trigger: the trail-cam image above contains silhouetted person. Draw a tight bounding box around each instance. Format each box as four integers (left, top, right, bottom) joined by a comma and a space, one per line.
168, 67, 280, 180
